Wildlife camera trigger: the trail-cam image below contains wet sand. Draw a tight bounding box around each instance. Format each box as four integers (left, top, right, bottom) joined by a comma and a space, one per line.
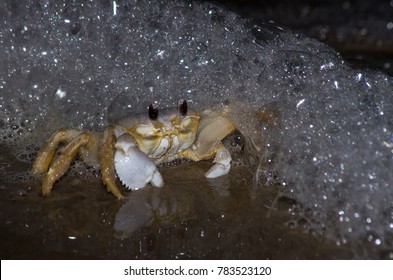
0, 145, 355, 259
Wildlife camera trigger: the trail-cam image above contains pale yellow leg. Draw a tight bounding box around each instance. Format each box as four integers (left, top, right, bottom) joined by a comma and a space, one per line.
41, 132, 90, 196
32, 128, 83, 174
180, 142, 228, 174
99, 125, 124, 199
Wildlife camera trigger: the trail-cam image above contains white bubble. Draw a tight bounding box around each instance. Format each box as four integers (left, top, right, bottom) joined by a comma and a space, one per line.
55, 88, 67, 99
296, 99, 305, 108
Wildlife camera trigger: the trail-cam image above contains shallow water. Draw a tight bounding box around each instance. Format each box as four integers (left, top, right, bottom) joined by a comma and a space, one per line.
0, 145, 355, 259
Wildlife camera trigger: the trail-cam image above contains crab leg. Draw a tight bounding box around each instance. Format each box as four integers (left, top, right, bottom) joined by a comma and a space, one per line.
99, 125, 124, 199
41, 132, 90, 196
32, 128, 83, 174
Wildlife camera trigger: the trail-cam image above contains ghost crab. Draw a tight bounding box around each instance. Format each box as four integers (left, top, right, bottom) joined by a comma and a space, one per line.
32, 99, 236, 199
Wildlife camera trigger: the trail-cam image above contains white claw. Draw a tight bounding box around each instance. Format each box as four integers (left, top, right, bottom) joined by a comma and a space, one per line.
114, 134, 164, 190
150, 169, 164, 187
205, 145, 231, 178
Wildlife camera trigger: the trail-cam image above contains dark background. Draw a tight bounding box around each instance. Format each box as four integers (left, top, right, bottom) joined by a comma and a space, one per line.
207, 0, 393, 75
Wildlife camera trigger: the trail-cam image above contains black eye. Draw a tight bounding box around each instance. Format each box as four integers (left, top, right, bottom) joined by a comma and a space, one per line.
149, 103, 159, 121
178, 99, 187, 116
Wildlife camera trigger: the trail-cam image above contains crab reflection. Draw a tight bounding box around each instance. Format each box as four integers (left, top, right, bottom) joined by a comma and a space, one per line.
113, 166, 239, 239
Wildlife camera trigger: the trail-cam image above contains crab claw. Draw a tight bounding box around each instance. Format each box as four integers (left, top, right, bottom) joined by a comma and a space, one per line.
114, 134, 164, 190
205, 144, 232, 178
